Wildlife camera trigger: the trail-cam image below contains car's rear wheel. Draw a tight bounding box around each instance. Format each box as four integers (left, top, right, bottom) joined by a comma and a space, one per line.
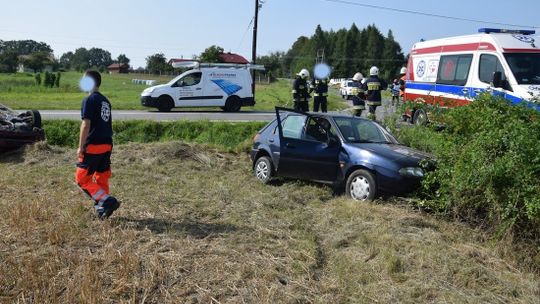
346, 169, 377, 201
412, 109, 428, 126
254, 156, 273, 184
157, 95, 174, 112
223, 96, 241, 112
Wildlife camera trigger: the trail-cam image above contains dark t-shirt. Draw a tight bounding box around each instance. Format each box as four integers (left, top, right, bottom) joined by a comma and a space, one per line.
81, 92, 113, 146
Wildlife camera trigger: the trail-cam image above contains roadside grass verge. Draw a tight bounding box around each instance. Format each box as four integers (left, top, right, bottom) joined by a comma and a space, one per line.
0, 142, 538, 302
0, 73, 348, 111
43, 120, 266, 152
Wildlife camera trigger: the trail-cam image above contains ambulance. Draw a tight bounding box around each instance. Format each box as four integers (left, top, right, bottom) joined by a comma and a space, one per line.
141, 62, 264, 112
404, 28, 540, 124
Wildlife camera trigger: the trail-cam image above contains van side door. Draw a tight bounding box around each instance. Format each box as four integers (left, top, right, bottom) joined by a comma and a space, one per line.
172, 72, 204, 106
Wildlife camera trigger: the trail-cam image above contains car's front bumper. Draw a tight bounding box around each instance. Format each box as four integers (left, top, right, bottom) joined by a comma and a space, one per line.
141, 96, 159, 108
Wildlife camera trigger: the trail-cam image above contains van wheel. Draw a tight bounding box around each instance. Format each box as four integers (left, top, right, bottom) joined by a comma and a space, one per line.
412, 109, 428, 126
157, 95, 174, 112
346, 169, 377, 201
224, 96, 241, 112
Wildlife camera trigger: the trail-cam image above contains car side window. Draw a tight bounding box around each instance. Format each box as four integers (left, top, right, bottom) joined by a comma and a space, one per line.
177, 72, 202, 87
281, 115, 306, 139
479, 54, 505, 84
304, 117, 332, 142
437, 54, 473, 86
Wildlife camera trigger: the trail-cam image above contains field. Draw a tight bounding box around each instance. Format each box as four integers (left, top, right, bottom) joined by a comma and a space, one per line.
1, 140, 539, 303
0, 72, 348, 111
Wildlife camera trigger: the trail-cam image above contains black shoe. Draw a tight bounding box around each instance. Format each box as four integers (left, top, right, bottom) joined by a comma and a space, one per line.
100, 199, 121, 219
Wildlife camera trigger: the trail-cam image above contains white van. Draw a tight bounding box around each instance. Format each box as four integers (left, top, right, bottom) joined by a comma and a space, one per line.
339, 79, 358, 99
141, 62, 264, 112
404, 28, 540, 123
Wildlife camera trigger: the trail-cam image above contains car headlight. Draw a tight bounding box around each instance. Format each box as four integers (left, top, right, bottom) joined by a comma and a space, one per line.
399, 167, 424, 177
143, 87, 155, 94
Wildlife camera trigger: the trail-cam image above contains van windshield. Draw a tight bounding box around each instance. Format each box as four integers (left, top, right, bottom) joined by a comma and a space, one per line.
504, 53, 540, 85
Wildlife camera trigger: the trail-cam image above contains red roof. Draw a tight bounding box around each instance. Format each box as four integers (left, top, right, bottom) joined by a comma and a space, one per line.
219, 53, 249, 64
107, 63, 129, 69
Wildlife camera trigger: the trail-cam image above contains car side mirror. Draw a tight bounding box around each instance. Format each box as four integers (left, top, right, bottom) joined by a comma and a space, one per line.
492, 71, 503, 88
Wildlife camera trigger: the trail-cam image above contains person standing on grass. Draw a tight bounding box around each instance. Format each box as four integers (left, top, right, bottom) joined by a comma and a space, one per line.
391, 79, 400, 106
75, 70, 120, 219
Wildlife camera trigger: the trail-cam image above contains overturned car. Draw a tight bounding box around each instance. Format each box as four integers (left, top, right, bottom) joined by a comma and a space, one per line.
0, 104, 45, 152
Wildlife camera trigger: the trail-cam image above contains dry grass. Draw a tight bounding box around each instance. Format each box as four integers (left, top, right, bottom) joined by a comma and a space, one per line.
0, 142, 539, 303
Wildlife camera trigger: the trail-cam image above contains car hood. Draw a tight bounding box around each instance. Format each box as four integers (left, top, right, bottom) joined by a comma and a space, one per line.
348, 143, 431, 163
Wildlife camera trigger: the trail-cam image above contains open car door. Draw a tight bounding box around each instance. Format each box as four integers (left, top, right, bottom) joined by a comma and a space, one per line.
275, 107, 340, 182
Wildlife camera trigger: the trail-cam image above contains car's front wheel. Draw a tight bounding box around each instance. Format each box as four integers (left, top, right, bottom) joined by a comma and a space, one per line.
346, 169, 377, 201
254, 156, 273, 184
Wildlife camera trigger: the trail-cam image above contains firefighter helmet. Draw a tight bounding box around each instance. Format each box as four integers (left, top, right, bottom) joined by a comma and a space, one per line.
298, 69, 310, 79
353, 72, 364, 82
370, 66, 379, 76
400, 67, 407, 75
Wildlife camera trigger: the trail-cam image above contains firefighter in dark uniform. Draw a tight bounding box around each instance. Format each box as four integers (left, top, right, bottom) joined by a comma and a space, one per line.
311, 77, 329, 113
350, 72, 365, 117
362, 66, 387, 120
292, 69, 311, 112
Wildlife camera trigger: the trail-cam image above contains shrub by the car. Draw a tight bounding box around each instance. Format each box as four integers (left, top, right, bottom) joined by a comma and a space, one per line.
394, 94, 540, 239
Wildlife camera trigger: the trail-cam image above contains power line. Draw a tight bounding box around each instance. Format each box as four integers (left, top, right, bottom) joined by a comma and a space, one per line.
322, 0, 539, 29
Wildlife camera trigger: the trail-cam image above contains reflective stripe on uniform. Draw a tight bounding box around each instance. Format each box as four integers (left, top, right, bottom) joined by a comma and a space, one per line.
314, 93, 328, 97
97, 195, 110, 207
292, 90, 297, 93
92, 189, 105, 201
366, 101, 382, 106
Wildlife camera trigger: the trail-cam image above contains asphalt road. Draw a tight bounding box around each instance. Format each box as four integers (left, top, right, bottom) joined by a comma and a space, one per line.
35, 99, 397, 122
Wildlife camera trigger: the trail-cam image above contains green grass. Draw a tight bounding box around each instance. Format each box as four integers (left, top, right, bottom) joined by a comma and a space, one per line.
0, 73, 348, 111
43, 120, 266, 152
0, 141, 538, 302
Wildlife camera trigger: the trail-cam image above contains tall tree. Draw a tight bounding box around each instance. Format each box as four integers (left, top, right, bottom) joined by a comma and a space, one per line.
72, 48, 91, 71
0, 40, 53, 55
116, 54, 130, 66
22, 51, 52, 72
0, 51, 19, 73
199, 45, 224, 63
146, 53, 172, 74
88, 48, 113, 71
59, 51, 74, 70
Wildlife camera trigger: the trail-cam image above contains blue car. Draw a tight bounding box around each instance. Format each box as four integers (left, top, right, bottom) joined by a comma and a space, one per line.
250, 108, 431, 201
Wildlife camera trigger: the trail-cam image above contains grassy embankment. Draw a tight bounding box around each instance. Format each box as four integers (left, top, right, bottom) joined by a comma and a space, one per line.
1, 141, 539, 303
0, 72, 348, 111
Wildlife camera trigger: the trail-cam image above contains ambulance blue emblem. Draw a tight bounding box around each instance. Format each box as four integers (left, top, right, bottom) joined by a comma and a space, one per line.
513, 35, 535, 44
416, 60, 426, 78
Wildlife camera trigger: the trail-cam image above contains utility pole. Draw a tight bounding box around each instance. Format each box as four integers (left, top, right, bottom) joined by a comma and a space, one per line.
251, 0, 259, 99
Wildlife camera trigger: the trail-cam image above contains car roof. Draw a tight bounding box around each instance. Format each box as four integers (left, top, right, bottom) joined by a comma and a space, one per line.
282, 111, 372, 121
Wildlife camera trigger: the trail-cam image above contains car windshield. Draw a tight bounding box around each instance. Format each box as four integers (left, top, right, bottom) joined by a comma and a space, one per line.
334, 117, 398, 144
347, 82, 358, 87
504, 53, 540, 85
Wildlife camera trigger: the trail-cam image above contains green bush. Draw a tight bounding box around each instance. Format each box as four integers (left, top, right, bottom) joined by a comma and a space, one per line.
35, 73, 42, 86
393, 94, 540, 238
55, 72, 61, 88
43, 120, 266, 152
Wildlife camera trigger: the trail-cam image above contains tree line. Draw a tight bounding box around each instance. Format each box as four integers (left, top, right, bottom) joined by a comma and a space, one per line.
0, 39, 131, 73
257, 24, 406, 80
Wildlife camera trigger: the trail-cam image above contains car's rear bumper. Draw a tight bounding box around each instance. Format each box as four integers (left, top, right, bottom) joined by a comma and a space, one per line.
141, 96, 158, 108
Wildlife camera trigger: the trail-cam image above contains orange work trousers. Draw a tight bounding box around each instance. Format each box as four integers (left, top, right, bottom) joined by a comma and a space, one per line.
75, 144, 113, 206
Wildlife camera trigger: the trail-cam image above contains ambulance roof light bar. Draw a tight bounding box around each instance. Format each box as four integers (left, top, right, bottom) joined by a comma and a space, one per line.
479, 28, 536, 35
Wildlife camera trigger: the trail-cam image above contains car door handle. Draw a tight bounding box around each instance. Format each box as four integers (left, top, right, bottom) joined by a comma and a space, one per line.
462, 88, 469, 94
473, 89, 483, 94
268, 138, 275, 143
196, 88, 202, 90
285, 143, 296, 149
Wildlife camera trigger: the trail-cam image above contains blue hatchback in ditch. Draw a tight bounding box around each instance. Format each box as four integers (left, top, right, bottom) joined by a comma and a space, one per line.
250, 108, 431, 201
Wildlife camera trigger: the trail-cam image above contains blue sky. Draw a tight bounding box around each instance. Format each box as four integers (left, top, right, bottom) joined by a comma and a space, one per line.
1, 0, 538, 68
